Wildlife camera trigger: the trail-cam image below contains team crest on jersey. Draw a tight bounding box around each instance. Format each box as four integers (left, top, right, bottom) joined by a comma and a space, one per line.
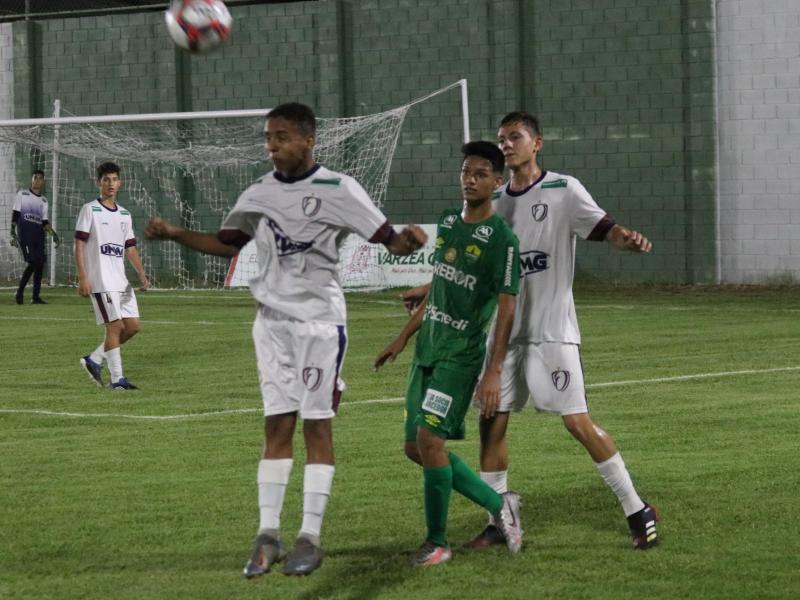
120, 222, 128, 236
473, 225, 493, 243
520, 250, 549, 276
302, 367, 323, 391
444, 247, 457, 263
465, 244, 481, 263
268, 218, 313, 256
531, 203, 548, 222
302, 195, 322, 217
551, 369, 570, 391
441, 214, 457, 229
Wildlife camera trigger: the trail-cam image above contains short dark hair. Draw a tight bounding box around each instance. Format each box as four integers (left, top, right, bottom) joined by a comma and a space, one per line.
461, 141, 505, 174
96, 161, 121, 181
499, 111, 542, 137
31, 169, 45, 177
267, 102, 316, 137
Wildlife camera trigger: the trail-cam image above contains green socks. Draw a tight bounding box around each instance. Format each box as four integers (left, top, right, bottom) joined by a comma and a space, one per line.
423, 464, 453, 546
449, 452, 502, 514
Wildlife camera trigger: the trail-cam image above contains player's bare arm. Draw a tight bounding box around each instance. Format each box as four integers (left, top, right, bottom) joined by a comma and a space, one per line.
606, 224, 652, 253
385, 224, 427, 256
74, 238, 92, 297
475, 292, 516, 418
145, 216, 238, 258
401, 282, 431, 314
373, 292, 428, 370
126, 246, 150, 290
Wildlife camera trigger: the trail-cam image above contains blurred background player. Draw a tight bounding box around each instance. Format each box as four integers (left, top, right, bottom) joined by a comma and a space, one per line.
75, 162, 149, 390
145, 102, 427, 579
10, 169, 60, 304
374, 141, 522, 566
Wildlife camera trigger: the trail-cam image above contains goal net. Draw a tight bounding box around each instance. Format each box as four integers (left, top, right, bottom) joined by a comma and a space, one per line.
0, 80, 468, 290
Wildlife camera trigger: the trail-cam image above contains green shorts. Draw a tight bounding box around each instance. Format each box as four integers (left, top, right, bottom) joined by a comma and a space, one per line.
404, 362, 479, 441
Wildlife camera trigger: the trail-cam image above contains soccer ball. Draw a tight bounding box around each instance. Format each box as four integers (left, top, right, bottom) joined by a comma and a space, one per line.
165, 0, 233, 53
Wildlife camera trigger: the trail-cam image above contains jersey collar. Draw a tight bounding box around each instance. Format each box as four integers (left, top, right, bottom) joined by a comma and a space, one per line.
96, 197, 119, 212
273, 164, 321, 184
505, 170, 547, 197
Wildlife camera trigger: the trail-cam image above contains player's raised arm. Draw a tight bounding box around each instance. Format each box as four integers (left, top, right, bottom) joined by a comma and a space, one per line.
606, 224, 652, 253
384, 224, 427, 256
144, 216, 239, 258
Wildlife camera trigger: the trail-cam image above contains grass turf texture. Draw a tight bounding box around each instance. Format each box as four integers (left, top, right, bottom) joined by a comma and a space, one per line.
1, 284, 798, 599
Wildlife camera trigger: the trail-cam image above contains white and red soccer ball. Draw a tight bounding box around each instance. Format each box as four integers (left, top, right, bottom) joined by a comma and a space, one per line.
165, 0, 233, 53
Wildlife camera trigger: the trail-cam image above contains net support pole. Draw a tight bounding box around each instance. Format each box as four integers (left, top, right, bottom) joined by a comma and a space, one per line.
459, 78, 470, 143
49, 99, 61, 286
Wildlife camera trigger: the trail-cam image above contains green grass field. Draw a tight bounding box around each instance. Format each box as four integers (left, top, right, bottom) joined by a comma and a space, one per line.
1, 284, 799, 599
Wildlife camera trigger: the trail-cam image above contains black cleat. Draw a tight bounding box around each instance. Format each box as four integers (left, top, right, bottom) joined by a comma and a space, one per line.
243, 532, 287, 579
628, 503, 659, 550
31, 298, 47, 304
15, 292, 23, 305
281, 537, 323, 576
463, 524, 505, 550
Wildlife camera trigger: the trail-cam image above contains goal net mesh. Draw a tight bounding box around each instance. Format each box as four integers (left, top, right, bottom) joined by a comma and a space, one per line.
0, 104, 410, 289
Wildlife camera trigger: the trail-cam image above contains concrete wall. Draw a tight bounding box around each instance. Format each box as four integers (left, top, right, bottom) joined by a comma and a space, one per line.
717, 0, 800, 283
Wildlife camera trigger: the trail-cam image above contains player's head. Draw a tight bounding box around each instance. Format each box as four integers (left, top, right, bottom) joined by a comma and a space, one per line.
460, 141, 505, 207
96, 161, 122, 200
497, 111, 543, 170
264, 103, 317, 177
30, 169, 45, 193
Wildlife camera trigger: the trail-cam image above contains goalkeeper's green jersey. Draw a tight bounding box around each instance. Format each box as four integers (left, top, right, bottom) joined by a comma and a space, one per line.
414, 207, 520, 370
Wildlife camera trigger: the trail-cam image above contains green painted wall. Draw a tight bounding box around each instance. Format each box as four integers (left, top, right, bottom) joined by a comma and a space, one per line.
12, 0, 717, 283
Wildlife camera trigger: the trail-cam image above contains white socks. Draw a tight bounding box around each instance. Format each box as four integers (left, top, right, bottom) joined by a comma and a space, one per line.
257, 458, 293, 533
89, 343, 105, 365
299, 464, 335, 545
105, 346, 123, 382
596, 452, 645, 517
481, 470, 508, 523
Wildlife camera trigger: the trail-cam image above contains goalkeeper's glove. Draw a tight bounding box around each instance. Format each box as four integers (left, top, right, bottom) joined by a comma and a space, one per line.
10, 227, 18, 248
51, 229, 61, 248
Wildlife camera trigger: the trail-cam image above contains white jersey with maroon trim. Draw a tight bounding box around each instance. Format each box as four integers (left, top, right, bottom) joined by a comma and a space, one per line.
494, 170, 615, 344
74, 199, 137, 293
220, 164, 392, 324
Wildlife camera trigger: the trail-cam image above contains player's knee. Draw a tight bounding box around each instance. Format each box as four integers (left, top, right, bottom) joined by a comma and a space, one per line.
563, 414, 593, 441
125, 320, 141, 337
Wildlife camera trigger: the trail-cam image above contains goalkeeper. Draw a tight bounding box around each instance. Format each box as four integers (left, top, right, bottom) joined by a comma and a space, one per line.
10, 169, 60, 304
373, 141, 523, 566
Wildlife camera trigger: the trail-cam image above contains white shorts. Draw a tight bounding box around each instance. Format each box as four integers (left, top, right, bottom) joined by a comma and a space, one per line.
90, 286, 139, 325
253, 305, 348, 420
493, 341, 588, 416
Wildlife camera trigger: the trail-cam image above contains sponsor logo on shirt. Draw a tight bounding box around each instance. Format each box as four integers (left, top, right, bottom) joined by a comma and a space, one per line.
441, 215, 457, 229
531, 203, 548, 222
432, 261, 476, 291
424, 303, 469, 331
505, 246, 515, 287
302, 195, 321, 217
100, 243, 124, 257
520, 250, 549, 276
473, 225, 493, 242
22, 213, 42, 224
268, 218, 313, 256
551, 369, 570, 391
422, 388, 453, 418
303, 367, 323, 391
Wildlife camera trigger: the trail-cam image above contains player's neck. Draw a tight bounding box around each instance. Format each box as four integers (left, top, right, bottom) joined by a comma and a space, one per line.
99, 196, 117, 209
29, 187, 42, 196
508, 161, 542, 192
462, 199, 492, 223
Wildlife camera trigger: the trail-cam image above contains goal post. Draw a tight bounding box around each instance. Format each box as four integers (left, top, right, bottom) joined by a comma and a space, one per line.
0, 79, 470, 290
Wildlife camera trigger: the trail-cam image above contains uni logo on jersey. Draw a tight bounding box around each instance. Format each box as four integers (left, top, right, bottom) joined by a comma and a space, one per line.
531, 203, 548, 222
302, 195, 321, 217
22, 213, 42, 224
473, 225, 493, 242
100, 243, 124, 257
520, 250, 549, 275
268, 218, 313, 256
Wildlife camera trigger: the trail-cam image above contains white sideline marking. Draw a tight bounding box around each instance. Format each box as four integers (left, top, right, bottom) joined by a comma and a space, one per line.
1, 365, 798, 422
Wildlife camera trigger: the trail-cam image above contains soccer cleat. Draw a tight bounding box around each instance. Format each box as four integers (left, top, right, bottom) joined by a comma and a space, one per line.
110, 377, 139, 390
281, 537, 324, 576
463, 524, 506, 550
80, 356, 104, 387
412, 541, 452, 567
15, 292, 23, 305
242, 532, 287, 579
628, 503, 659, 550
31, 298, 47, 304
494, 491, 523, 554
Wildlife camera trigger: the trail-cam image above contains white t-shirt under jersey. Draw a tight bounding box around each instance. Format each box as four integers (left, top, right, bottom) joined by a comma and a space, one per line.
220, 164, 392, 325
494, 171, 615, 345
74, 199, 137, 293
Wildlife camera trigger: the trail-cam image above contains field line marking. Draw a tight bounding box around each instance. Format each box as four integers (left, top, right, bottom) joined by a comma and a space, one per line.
2, 365, 798, 422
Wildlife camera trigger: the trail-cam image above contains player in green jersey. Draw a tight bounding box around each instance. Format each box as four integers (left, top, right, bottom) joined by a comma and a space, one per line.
374, 141, 523, 566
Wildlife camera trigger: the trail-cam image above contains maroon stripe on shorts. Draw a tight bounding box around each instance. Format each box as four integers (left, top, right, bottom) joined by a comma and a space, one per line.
93, 292, 110, 323
331, 325, 347, 414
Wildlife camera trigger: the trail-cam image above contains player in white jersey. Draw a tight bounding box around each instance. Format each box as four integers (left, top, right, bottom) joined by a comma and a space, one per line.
74, 162, 149, 390
10, 169, 60, 304
144, 103, 427, 578
402, 111, 659, 550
